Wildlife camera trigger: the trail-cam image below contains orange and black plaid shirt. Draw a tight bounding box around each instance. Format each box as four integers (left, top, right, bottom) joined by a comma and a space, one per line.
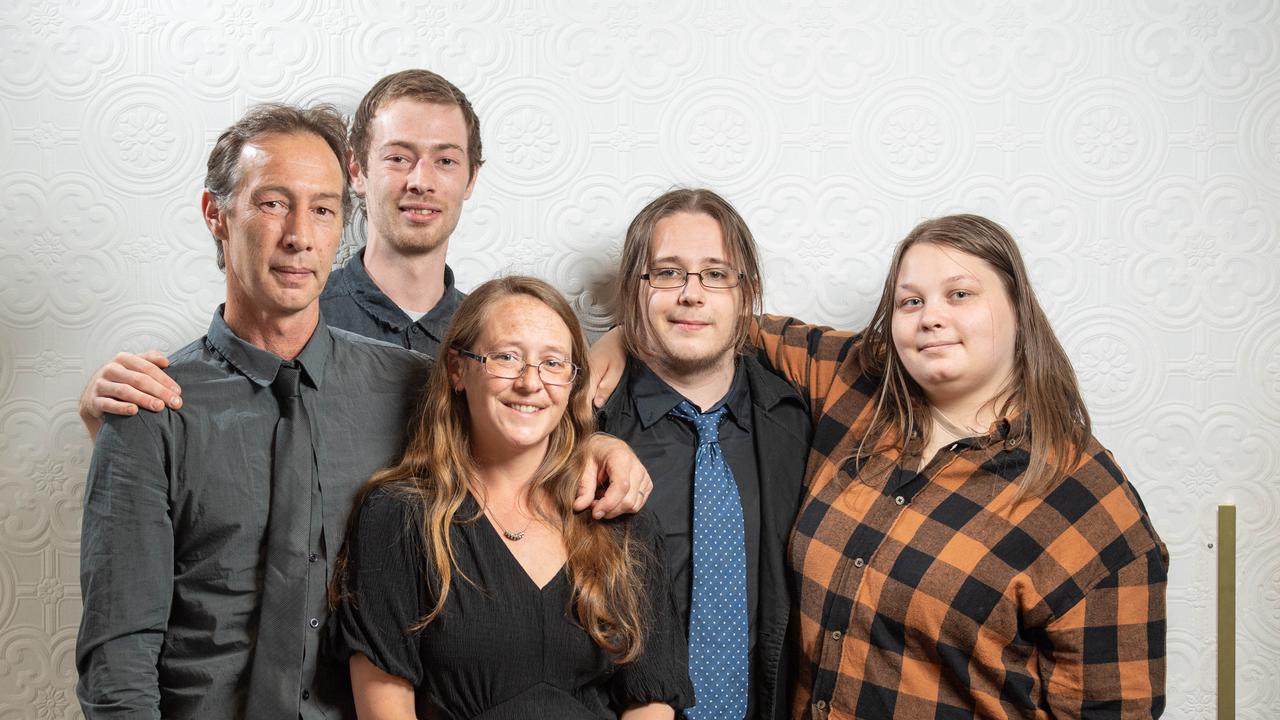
752, 315, 1167, 719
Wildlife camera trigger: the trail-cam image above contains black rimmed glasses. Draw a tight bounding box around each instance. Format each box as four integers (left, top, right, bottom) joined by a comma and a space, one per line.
455, 348, 580, 386
641, 267, 745, 289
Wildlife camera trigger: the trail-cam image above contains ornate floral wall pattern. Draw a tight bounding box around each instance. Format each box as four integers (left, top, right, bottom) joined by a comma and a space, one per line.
1, 1, 1277, 717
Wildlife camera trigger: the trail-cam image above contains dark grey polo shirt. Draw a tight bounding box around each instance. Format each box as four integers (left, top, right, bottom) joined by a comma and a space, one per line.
320, 247, 465, 357
76, 308, 430, 719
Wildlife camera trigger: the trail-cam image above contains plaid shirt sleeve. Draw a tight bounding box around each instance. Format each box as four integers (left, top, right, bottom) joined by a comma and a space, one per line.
750, 314, 864, 423
1040, 543, 1168, 717
1036, 452, 1169, 717
748, 313, 1168, 718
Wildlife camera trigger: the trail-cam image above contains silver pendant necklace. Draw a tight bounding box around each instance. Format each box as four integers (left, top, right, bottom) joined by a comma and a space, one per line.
485, 506, 533, 542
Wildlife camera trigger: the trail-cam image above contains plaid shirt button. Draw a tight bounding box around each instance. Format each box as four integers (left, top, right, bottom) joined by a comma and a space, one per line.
853, 557, 865, 568
894, 495, 906, 505
815, 700, 827, 710
831, 630, 842, 640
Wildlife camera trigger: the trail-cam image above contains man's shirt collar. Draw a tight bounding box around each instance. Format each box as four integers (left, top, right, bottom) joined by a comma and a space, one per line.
629, 356, 752, 432
341, 247, 463, 341
205, 305, 332, 391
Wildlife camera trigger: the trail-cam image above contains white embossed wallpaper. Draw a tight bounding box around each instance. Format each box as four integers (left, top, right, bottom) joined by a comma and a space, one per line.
1, 0, 1277, 717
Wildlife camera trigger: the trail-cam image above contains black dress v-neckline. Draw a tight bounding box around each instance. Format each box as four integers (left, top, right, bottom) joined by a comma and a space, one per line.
473, 505, 567, 593
328, 486, 694, 718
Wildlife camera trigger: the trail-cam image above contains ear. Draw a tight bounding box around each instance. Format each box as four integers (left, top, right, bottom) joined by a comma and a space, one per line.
201, 190, 228, 241
348, 148, 366, 198
446, 348, 464, 391
462, 162, 479, 201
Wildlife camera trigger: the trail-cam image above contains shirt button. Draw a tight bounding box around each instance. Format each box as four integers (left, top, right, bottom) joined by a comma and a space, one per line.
895, 495, 906, 506
309, 617, 320, 628
308, 553, 318, 563
853, 557, 865, 568
301, 690, 310, 700
831, 630, 842, 640
815, 700, 827, 710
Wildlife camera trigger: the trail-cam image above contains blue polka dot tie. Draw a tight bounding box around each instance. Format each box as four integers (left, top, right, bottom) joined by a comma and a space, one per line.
671, 400, 748, 720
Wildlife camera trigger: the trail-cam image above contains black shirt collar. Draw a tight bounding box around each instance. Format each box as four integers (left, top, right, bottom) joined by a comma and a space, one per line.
629, 356, 753, 432
205, 305, 332, 391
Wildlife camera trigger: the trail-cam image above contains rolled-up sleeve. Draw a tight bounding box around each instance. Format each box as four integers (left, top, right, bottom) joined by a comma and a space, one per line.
1039, 543, 1169, 717
76, 414, 173, 720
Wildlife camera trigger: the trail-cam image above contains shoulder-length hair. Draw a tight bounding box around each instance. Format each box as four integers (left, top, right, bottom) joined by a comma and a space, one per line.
333, 276, 648, 662
858, 214, 1091, 497
615, 188, 763, 361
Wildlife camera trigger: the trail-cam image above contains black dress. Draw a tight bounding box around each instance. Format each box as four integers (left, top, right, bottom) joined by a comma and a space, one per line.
328, 487, 694, 719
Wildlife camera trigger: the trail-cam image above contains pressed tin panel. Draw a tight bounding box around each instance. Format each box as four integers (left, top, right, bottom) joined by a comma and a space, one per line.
1, 0, 1277, 717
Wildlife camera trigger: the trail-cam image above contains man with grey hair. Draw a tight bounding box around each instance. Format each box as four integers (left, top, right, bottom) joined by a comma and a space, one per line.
77, 69, 482, 434
75, 102, 428, 718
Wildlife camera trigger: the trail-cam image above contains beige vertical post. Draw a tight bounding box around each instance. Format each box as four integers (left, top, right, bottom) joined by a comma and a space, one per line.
1217, 504, 1235, 720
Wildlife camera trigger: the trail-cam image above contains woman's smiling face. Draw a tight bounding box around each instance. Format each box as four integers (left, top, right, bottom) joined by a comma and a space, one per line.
891, 242, 1018, 409
451, 294, 575, 461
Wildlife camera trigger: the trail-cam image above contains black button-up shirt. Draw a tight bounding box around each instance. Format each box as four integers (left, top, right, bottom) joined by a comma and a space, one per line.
320, 248, 465, 358
606, 358, 762, 668
76, 308, 430, 719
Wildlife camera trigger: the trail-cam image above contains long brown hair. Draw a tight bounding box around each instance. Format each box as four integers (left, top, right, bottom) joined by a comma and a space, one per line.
857, 214, 1091, 497
332, 276, 648, 662
615, 188, 763, 360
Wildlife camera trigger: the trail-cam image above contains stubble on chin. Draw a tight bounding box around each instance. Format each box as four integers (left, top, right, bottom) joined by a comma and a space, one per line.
649, 337, 737, 379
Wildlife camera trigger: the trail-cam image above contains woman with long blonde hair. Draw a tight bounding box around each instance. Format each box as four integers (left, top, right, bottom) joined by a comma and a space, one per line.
330, 276, 691, 718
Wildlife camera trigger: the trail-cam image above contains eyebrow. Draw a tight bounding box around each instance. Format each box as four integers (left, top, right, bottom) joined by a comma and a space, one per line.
253, 186, 344, 202
491, 343, 572, 358
380, 140, 466, 154
650, 256, 730, 266
897, 274, 976, 290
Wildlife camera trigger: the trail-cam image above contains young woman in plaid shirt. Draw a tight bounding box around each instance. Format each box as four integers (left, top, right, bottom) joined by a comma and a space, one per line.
594, 213, 1167, 718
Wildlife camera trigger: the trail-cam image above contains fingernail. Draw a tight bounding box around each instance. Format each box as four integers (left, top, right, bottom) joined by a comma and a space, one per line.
152, 401, 164, 411
170, 396, 182, 408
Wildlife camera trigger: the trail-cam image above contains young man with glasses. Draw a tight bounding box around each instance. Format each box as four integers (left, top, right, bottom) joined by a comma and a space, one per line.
594, 189, 812, 720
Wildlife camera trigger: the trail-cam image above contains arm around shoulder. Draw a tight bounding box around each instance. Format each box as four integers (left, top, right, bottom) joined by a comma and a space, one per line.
749, 314, 861, 413
78, 351, 183, 441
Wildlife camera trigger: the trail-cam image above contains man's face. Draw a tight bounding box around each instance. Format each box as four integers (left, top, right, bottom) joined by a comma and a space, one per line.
351, 98, 477, 257
203, 131, 345, 320
642, 211, 742, 375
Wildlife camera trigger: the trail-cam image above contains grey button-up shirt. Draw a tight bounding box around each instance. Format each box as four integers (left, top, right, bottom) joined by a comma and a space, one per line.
320, 247, 465, 358
76, 308, 430, 719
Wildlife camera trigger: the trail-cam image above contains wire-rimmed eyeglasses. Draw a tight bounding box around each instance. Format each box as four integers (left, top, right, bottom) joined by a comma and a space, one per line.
641, 267, 744, 289
455, 348, 580, 386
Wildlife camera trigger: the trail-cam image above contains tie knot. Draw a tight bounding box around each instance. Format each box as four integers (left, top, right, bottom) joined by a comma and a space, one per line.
671, 400, 728, 445
271, 363, 302, 404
